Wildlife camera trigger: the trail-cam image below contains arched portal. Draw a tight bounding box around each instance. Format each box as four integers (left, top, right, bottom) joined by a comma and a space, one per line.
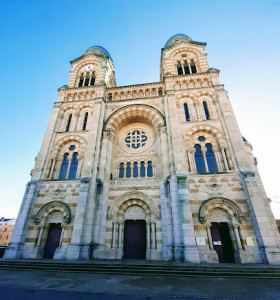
108, 192, 160, 260
199, 198, 245, 263
33, 201, 71, 259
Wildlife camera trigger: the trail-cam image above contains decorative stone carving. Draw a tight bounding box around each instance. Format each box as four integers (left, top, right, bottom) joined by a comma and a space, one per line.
34, 201, 71, 225
49, 188, 71, 202
199, 197, 245, 225
110, 178, 159, 188
107, 191, 160, 220
195, 183, 233, 196
124, 205, 146, 220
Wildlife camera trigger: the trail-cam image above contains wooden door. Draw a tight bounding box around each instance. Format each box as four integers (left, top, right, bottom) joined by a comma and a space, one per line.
43, 223, 62, 259
123, 220, 146, 259
210, 222, 235, 263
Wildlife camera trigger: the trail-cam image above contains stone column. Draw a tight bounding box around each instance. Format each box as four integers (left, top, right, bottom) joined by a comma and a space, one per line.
66, 177, 91, 260
118, 222, 123, 249
169, 175, 184, 261
4, 180, 39, 259
151, 222, 156, 249
221, 148, 229, 171
49, 158, 56, 179
206, 225, 213, 250
146, 222, 151, 250
59, 227, 65, 247
202, 149, 209, 173
36, 226, 44, 247
234, 225, 242, 250
159, 126, 169, 178
112, 221, 117, 248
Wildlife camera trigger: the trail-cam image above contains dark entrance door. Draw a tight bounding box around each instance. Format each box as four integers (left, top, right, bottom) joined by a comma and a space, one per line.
123, 220, 146, 259
44, 223, 62, 259
210, 222, 235, 263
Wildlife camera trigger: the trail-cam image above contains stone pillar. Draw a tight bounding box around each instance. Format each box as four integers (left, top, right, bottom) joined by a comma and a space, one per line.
240, 172, 280, 264
151, 222, 156, 249
118, 222, 123, 249
206, 225, 213, 250
221, 148, 229, 171
4, 180, 39, 259
160, 180, 173, 261
66, 177, 91, 260
59, 227, 65, 247
146, 222, 151, 250
36, 226, 44, 247
169, 175, 184, 261
159, 126, 169, 178
234, 225, 242, 250
112, 221, 117, 248
202, 149, 209, 173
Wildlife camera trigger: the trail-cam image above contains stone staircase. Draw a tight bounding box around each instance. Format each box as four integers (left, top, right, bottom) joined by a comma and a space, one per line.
1, 260, 280, 278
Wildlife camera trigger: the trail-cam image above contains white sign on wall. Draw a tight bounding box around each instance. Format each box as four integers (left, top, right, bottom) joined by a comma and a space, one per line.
196, 237, 206, 246
246, 237, 258, 246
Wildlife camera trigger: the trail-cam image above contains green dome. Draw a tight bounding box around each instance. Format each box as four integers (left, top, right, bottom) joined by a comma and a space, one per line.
85, 46, 112, 60
165, 34, 192, 47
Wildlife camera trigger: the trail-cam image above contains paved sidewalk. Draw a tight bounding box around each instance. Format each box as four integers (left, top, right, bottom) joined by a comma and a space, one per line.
0, 269, 280, 299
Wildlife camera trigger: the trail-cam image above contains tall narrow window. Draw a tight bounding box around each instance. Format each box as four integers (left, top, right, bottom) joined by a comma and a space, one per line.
203, 101, 210, 120
82, 112, 88, 130
184, 61, 190, 74
84, 75, 90, 86
190, 60, 197, 73
177, 62, 183, 75
78, 75, 84, 87
184, 103, 190, 121
65, 114, 72, 132
126, 162, 131, 178
119, 162, 124, 178
90, 74, 95, 86
108, 93, 112, 101
58, 153, 69, 179
68, 152, 79, 179
194, 145, 206, 174
206, 144, 218, 173
158, 90, 163, 96
147, 161, 153, 177
133, 162, 138, 178
140, 161, 145, 177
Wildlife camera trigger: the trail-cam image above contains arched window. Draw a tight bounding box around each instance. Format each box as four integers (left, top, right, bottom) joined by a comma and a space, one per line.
184, 61, 190, 75
108, 93, 112, 101
68, 152, 79, 179
147, 161, 153, 177
78, 75, 84, 87
205, 144, 218, 173
82, 112, 88, 130
190, 60, 197, 73
177, 62, 183, 75
84, 74, 90, 86
90, 73, 95, 86
140, 161, 145, 177
133, 162, 138, 178
203, 101, 210, 120
65, 114, 72, 132
194, 145, 206, 174
184, 103, 190, 121
126, 162, 131, 178
119, 162, 124, 178
58, 153, 69, 179
158, 90, 163, 96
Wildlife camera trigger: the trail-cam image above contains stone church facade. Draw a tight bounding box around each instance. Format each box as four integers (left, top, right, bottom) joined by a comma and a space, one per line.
5, 34, 280, 264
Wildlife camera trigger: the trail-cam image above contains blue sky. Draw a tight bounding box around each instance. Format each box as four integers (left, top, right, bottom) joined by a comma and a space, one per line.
1, 0, 280, 218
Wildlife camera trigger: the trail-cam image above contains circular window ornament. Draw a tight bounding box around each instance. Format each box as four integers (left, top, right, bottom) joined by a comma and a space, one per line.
69, 145, 76, 151
118, 123, 154, 154
125, 130, 148, 149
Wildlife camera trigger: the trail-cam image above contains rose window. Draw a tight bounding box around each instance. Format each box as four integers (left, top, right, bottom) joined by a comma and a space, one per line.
125, 130, 148, 149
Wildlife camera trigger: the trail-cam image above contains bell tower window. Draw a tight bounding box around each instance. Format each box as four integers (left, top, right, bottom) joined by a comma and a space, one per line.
184, 103, 190, 121
78, 74, 84, 87
184, 61, 190, 74
90, 73, 95, 86
82, 112, 88, 131
190, 60, 197, 73
203, 101, 210, 120
84, 74, 90, 86
177, 62, 183, 75
65, 114, 72, 132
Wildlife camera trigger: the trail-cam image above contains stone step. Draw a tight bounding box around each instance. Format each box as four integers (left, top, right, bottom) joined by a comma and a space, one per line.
1, 260, 280, 278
